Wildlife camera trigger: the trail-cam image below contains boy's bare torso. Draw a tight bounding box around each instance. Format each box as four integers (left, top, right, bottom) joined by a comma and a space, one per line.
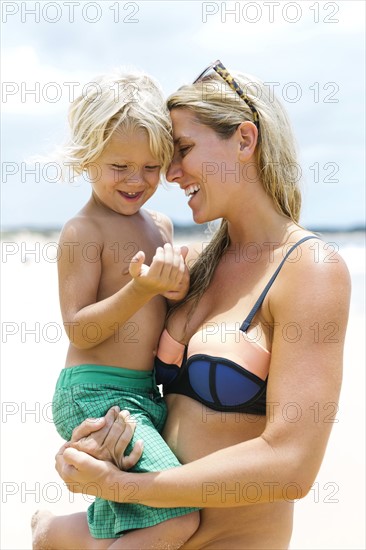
63, 200, 169, 371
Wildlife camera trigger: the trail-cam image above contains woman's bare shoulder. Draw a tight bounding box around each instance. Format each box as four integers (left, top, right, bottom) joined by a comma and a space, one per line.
270, 233, 351, 325
282, 234, 350, 284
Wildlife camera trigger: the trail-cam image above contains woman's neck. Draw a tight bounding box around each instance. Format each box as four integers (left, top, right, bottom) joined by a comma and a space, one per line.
226, 207, 302, 250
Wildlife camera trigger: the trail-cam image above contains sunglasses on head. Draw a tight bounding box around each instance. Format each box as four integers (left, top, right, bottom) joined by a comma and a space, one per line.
193, 59, 259, 130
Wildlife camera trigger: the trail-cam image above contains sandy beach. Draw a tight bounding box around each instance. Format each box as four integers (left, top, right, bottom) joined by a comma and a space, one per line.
1, 230, 365, 550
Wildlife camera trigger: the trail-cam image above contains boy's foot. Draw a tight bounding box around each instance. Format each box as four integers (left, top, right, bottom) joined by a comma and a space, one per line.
31, 510, 54, 549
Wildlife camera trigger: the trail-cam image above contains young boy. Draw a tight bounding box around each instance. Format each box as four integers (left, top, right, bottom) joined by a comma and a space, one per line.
32, 69, 199, 549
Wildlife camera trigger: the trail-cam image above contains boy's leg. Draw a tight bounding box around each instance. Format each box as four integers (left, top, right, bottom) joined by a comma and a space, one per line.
31, 510, 116, 550
108, 514, 200, 550
99, 396, 199, 548
51, 377, 199, 546
87, 397, 199, 539
32, 509, 199, 550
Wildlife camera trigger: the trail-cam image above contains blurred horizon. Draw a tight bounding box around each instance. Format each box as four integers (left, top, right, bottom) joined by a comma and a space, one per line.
1, 222, 365, 235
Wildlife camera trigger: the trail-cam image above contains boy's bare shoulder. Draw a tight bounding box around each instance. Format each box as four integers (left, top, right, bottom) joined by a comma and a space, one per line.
59, 214, 103, 245
145, 209, 173, 244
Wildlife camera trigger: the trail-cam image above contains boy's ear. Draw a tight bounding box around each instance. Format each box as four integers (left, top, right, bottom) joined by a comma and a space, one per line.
237, 121, 258, 162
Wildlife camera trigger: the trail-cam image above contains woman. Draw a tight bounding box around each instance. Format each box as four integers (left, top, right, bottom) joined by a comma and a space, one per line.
55, 61, 351, 549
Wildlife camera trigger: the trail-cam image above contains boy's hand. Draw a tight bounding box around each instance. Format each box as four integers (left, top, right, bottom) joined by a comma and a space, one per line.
129, 243, 188, 298
161, 246, 190, 302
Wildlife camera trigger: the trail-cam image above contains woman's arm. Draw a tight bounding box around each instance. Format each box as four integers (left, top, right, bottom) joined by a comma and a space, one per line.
57, 433, 293, 507
56, 241, 351, 507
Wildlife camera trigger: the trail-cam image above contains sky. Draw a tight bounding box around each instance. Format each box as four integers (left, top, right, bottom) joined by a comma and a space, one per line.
1, 0, 365, 230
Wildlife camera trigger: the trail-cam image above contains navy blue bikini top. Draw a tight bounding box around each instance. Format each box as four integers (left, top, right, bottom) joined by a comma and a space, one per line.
155, 236, 318, 415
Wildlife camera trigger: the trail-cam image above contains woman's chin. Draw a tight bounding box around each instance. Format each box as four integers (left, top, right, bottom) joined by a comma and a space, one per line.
192, 210, 215, 225
192, 213, 206, 224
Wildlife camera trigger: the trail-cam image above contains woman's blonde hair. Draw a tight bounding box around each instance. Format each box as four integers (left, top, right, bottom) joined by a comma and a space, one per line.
60, 68, 173, 178
166, 71, 302, 321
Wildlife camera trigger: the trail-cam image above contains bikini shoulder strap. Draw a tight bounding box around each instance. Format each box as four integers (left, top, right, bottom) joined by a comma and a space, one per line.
240, 235, 319, 332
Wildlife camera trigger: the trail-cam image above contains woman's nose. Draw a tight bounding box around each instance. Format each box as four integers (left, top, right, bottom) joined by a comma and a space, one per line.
166, 160, 183, 183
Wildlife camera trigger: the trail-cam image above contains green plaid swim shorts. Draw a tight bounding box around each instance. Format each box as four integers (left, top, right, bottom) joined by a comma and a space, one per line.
52, 364, 198, 539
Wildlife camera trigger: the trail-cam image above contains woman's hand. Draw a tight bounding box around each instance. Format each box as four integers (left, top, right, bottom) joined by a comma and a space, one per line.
65, 406, 143, 470
55, 444, 122, 499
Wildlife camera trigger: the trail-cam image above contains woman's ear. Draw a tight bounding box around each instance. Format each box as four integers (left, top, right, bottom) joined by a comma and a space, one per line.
237, 121, 258, 162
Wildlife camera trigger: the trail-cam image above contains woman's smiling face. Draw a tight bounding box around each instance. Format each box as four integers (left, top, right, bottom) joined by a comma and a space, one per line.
166, 108, 241, 224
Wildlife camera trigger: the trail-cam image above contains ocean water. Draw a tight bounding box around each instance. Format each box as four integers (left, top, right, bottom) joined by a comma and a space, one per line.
1, 228, 364, 303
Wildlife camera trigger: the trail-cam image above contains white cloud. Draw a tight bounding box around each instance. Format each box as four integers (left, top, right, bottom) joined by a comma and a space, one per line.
1, 46, 91, 115
194, 0, 365, 55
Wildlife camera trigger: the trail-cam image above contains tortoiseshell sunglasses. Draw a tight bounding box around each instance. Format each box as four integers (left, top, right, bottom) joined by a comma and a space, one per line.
193, 59, 260, 130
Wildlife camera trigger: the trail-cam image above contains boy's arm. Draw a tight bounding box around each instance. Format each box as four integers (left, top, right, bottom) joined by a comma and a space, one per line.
58, 218, 185, 349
